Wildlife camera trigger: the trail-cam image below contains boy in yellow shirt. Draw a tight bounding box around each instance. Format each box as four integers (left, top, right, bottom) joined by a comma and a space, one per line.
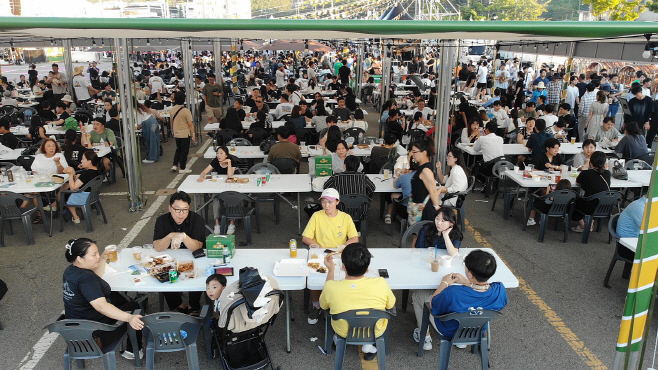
320, 243, 396, 361
302, 188, 359, 324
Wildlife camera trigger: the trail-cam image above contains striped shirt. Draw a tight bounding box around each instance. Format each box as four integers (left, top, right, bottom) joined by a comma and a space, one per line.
578, 91, 596, 117
546, 80, 562, 104
324, 171, 376, 219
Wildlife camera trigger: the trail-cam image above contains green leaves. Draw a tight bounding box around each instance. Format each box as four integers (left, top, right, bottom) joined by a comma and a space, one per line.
582, 0, 645, 21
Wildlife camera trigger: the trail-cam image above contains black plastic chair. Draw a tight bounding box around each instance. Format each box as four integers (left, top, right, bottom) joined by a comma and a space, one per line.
338, 194, 372, 246
392, 195, 412, 247
418, 302, 500, 370
398, 220, 433, 312
476, 156, 505, 198
246, 128, 271, 146
270, 157, 299, 174
216, 129, 240, 146
441, 176, 475, 231
142, 306, 208, 370
214, 191, 259, 245
635, 152, 655, 165
343, 127, 366, 145
74, 110, 94, 125
604, 214, 634, 288
408, 128, 426, 143
489, 161, 519, 220
625, 159, 652, 170
16, 155, 35, 172
45, 310, 142, 370
0, 192, 46, 245
575, 190, 623, 244
523, 190, 577, 243
324, 309, 391, 370
246, 163, 281, 224
59, 176, 107, 233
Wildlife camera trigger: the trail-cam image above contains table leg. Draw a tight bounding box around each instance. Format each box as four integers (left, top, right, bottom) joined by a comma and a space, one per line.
297, 192, 302, 235
285, 290, 292, 353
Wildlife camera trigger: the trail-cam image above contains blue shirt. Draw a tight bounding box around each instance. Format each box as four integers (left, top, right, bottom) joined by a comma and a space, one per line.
482, 96, 500, 108
525, 130, 553, 160
617, 197, 648, 238
415, 224, 462, 250
530, 89, 547, 104
431, 282, 508, 338
394, 172, 414, 199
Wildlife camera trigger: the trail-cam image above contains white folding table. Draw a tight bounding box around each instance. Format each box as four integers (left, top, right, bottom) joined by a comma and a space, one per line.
178, 174, 312, 234
619, 237, 639, 253
103, 248, 307, 353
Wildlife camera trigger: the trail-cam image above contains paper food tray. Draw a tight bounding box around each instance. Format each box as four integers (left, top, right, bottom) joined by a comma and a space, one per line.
273, 259, 309, 277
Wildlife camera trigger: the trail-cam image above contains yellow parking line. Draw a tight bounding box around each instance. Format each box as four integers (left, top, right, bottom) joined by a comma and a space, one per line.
465, 220, 608, 370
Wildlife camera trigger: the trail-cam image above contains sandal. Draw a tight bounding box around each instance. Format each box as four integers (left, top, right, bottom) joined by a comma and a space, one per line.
32, 215, 43, 224
571, 225, 584, 233
384, 214, 392, 225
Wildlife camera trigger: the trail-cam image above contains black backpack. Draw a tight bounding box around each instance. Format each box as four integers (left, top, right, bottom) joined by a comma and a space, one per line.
259, 138, 277, 154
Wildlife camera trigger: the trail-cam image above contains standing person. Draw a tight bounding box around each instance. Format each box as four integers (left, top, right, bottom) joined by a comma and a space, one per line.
408, 138, 441, 225
153, 192, 207, 316
585, 90, 609, 134
63, 238, 144, 360
627, 85, 653, 143
475, 61, 488, 99
47, 63, 67, 101
275, 63, 287, 89
170, 92, 195, 173
494, 64, 509, 91
136, 100, 160, 164
565, 75, 579, 115
202, 74, 224, 124
578, 84, 596, 141
338, 59, 351, 86
319, 243, 395, 362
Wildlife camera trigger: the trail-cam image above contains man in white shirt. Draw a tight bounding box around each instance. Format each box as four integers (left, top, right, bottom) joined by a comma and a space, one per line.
411, 99, 434, 120
540, 104, 559, 127
287, 85, 302, 106
565, 75, 579, 115
149, 72, 165, 98
275, 64, 286, 88
642, 78, 652, 97
72, 66, 98, 104
273, 93, 294, 119
474, 121, 504, 176
491, 101, 509, 131
420, 74, 434, 89
476, 61, 489, 99
307, 61, 317, 84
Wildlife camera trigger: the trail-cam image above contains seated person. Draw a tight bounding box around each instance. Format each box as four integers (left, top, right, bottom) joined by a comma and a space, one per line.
153, 191, 206, 316
572, 139, 597, 170
412, 249, 508, 351
232, 99, 247, 121
205, 273, 228, 321
385, 109, 406, 143
435, 148, 469, 207
28, 115, 48, 145
616, 121, 649, 159
1, 90, 17, 106
81, 117, 116, 173
60, 151, 100, 224
302, 188, 359, 324
39, 100, 58, 122
525, 118, 553, 164
288, 106, 306, 129
273, 93, 294, 119
320, 243, 396, 362
351, 108, 368, 132
100, 83, 117, 101
267, 126, 302, 165
331, 140, 363, 174
198, 146, 237, 235
534, 138, 564, 171
48, 101, 70, 126
105, 108, 121, 133
588, 116, 623, 143
368, 133, 396, 173
219, 107, 244, 134
413, 207, 463, 255
572, 151, 611, 233
473, 120, 504, 176
332, 97, 352, 122
526, 179, 573, 226
617, 195, 648, 238
63, 238, 143, 359
0, 117, 18, 149
545, 118, 567, 143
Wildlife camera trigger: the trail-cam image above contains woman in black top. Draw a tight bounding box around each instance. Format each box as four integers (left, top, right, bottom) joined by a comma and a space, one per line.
63, 129, 88, 168
27, 115, 47, 144
63, 238, 143, 357
534, 138, 564, 170
61, 151, 100, 223
514, 71, 525, 108
571, 151, 611, 232
197, 146, 237, 234
325, 126, 343, 152
219, 107, 243, 134
408, 137, 440, 224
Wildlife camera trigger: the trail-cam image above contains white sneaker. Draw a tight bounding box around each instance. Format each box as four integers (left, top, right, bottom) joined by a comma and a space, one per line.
213, 225, 221, 235
455, 344, 467, 349
142, 159, 155, 164
526, 218, 536, 226
413, 328, 432, 350
178, 169, 192, 174
227, 224, 236, 235
121, 349, 143, 360
171, 165, 178, 171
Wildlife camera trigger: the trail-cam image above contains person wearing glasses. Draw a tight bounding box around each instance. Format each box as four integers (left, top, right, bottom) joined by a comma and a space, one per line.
153, 191, 206, 316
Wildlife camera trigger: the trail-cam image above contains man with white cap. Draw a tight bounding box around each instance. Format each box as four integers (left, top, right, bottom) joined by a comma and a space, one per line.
72, 66, 99, 105
302, 188, 359, 325
275, 63, 286, 89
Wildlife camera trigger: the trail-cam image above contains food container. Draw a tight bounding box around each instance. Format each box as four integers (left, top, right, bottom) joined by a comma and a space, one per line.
177, 260, 195, 273
154, 271, 170, 283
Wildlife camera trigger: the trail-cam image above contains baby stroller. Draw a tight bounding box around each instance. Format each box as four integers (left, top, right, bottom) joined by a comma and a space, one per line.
213, 268, 284, 370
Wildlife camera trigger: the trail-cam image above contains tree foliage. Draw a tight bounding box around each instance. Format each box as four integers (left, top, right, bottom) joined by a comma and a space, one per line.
582, 0, 644, 20
252, 0, 292, 13
486, 0, 547, 21
544, 0, 581, 20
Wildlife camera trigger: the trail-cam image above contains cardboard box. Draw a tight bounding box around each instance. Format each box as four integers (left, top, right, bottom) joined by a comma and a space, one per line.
315, 155, 333, 177
206, 234, 236, 259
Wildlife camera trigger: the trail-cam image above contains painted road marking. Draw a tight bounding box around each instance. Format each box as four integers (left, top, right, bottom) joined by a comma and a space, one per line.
465, 220, 607, 370
17, 139, 211, 370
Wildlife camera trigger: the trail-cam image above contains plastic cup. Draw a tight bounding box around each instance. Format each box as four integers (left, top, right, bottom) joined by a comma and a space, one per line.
106, 245, 118, 263
309, 244, 322, 259
514, 166, 519, 173
431, 259, 440, 272
384, 169, 390, 180
132, 246, 143, 261
440, 255, 453, 267
411, 249, 421, 265
571, 137, 576, 145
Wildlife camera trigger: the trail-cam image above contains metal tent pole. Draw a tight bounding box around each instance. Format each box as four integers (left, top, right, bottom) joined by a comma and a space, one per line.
380, 41, 393, 138
181, 39, 200, 145
62, 39, 74, 98
354, 42, 364, 98
434, 40, 455, 168
114, 38, 144, 212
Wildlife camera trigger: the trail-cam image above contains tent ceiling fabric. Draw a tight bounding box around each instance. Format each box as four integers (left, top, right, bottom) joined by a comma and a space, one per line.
0, 17, 658, 44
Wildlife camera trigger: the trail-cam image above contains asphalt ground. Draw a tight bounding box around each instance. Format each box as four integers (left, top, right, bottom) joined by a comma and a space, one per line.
0, 64, 654, 370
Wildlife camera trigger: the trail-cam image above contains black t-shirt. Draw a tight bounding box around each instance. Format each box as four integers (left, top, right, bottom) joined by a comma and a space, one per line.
236, 109, 246, 122
39, 109, 57, 122
328, 82, 342, 91
59, 112, 70, 121
0, 132, 18, 149
245, 98, 257, 110
77, 168, 99, 187
576, 169, 611, 197
466, 71, 477, 86
65, 143, 89, 164
63, 264, 111, 322
210, 156, 235, 174
105, 118, 121, 134
153, 212, 206, 249
338, 65, 351, 84
576, 82, 588, 97
386, 120, 404, 142
42, 90, 55, 104
249, 121, 266, 131
534, 153, 564, 170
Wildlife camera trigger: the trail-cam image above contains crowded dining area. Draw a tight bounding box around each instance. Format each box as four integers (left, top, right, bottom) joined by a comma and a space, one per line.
0, 17, 657, 370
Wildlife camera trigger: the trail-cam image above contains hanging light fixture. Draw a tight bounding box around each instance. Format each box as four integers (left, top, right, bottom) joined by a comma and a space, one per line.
146, 38, 150, 46
92, 38, 96, 47
643, 34, 653, 59
101, 39, 105, 47
50, 38, 54, 46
